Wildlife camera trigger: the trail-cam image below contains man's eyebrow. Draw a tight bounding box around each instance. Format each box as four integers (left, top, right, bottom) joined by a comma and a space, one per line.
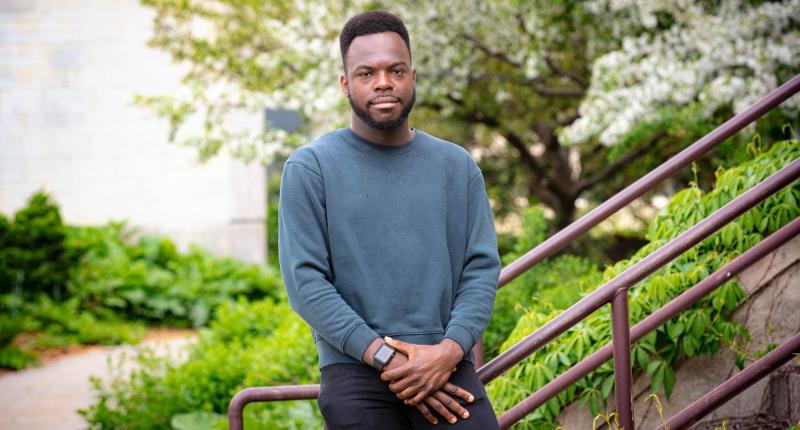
353, 61, 409, 70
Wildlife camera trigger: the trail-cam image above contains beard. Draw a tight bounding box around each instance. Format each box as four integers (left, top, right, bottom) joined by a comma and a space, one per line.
348, 89, 416, 132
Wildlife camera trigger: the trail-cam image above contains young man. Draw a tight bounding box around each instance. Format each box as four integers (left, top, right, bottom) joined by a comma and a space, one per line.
278, 10, 501, 429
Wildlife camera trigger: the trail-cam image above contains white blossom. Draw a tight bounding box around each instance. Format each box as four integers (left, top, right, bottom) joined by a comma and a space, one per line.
562, 0, 800, 146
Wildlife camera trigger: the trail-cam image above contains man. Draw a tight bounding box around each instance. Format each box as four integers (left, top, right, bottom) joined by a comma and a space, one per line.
278, 10, 501, 429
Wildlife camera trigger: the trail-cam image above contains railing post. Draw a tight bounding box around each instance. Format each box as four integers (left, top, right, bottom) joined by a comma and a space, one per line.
611, 288, 634, 430
473, 338, 485, 367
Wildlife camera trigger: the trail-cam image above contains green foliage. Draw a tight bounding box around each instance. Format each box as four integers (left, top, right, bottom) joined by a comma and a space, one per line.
485, 207, 602, 359
79, 298, 322, 430
0, 293, 145, 369
486, 138, 800, 428
67, 223, 283, 327
0, 190, 76, 298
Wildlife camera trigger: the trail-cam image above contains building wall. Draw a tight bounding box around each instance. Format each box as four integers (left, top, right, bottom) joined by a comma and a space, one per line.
0, 0, 266, 263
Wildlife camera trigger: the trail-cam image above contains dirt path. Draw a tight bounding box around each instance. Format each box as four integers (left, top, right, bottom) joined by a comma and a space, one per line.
0, 330, 196, 430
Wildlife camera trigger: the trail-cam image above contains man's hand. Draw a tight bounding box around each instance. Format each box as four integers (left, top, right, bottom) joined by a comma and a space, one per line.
379, 336, 464, 405
414, 383, 475, 425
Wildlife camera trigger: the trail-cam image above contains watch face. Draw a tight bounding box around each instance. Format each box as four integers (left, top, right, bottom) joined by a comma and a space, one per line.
375, 345, 394, 363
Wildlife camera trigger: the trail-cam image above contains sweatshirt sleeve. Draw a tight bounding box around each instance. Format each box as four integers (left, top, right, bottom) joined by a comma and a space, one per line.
444, 169, 501, 355
278, 156, 380, 362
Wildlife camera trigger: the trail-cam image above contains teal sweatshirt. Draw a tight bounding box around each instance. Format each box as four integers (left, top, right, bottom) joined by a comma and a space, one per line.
278, 127, 501, 369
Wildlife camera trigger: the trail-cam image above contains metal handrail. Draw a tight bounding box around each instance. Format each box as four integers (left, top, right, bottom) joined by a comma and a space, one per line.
228, 386, 319, 430
228, 75, 800, 430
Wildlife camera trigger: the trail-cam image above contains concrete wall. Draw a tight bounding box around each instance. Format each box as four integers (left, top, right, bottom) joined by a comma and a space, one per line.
0, 0, 266, 263
558, 234, 800, 429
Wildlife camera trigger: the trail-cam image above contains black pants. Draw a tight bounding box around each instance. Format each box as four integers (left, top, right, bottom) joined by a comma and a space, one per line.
317, 361, 499, 430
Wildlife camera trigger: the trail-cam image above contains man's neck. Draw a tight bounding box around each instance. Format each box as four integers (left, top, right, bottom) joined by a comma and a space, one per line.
350, 118, 415, 147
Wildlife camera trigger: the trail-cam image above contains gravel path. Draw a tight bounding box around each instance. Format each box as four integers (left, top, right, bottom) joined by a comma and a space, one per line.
0, 333, 196, 430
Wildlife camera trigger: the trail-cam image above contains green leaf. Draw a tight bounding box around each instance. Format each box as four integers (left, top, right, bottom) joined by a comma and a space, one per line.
646, 360, 660, 377
682, 335, 696, 357
663, 365, 676, 398
667, 321, 684, 342
601, 374, 615, 399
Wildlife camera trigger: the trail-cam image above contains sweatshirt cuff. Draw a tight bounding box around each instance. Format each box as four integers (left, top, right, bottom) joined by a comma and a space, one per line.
445, 324, 475, 356
342, 322, 380, 362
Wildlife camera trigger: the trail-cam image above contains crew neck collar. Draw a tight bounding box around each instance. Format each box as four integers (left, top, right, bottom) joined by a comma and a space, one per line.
341, 127, 423, 155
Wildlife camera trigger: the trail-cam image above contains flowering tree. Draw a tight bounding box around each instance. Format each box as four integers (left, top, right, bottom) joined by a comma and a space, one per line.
138, 0, 799, 227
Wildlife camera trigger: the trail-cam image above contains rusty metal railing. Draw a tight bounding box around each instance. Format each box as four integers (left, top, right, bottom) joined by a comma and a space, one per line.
228, 75, 800, 430
489, 216, 800, 429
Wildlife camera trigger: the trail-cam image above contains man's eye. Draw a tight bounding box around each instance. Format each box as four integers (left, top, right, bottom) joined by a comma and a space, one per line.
359, 71, 372, 77
392, 69, 405, 75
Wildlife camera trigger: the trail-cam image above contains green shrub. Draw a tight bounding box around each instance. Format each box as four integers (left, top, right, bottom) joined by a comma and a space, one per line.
0, 191, 76, 298
80, 297, 322, 430
486, 138, 800, 428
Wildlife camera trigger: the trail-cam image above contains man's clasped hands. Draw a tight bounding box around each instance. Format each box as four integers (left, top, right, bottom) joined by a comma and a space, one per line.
363, 337, 476, 425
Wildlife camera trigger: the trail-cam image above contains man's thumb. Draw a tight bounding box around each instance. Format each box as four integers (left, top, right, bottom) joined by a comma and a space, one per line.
385, 336, 410, 353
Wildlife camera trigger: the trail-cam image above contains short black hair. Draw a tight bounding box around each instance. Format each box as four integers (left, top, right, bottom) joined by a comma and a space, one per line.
339, 11, 411, 70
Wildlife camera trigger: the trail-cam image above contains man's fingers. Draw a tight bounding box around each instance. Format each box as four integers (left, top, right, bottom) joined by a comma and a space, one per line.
433, 391, 470, 420
424, 396, 457, 425
414, 402, 438, 425
384, 336, 413, 356
443, 382, 475, 403
388, 376, 414, 394
397, 385, 421, 401
408, 386, 430, 405
380, 363, 411, 381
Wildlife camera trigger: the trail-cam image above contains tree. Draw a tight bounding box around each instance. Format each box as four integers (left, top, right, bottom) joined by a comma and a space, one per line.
137, 0, 799, 229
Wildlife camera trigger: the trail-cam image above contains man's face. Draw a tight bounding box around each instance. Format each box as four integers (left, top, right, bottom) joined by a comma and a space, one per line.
340, 32, 416, 131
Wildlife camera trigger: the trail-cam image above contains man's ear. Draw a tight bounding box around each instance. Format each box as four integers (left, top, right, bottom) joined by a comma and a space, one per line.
411, 67, 416, 84
339, 74, 349, 96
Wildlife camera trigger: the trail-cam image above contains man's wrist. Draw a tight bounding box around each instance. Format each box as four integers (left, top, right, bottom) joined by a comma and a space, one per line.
441, 338, 465, 363
362, 337, 383, 366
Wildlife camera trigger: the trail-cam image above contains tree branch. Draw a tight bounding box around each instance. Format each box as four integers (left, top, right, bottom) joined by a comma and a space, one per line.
533, 121, 575, 197
544, 56, 587, 89
461, 33, 522, 68
534, 86, 584, 98
470, 72, 583, 98
575, 131, 667, 193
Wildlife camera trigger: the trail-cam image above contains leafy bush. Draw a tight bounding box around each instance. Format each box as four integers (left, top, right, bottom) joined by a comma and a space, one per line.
486, 138, 800, 428
80, 297, 322, 430
66, 223, 283, 327
0, 191, 76, 298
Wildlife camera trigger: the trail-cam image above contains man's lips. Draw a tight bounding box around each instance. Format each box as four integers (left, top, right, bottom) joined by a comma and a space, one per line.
370, 97, 400, 109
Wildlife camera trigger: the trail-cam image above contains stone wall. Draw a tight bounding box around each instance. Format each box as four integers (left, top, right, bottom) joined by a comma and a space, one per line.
558, 234, 800, 429
0, 0, 266, 263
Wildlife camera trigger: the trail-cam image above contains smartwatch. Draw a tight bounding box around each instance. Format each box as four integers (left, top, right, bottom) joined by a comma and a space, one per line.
372, 343, 396, 372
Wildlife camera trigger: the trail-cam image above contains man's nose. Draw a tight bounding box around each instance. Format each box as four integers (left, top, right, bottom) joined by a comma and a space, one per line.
373, 70, 393, 91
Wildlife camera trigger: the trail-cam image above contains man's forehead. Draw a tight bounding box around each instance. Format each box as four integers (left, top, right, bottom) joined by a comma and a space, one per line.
346, 32, 411, 67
